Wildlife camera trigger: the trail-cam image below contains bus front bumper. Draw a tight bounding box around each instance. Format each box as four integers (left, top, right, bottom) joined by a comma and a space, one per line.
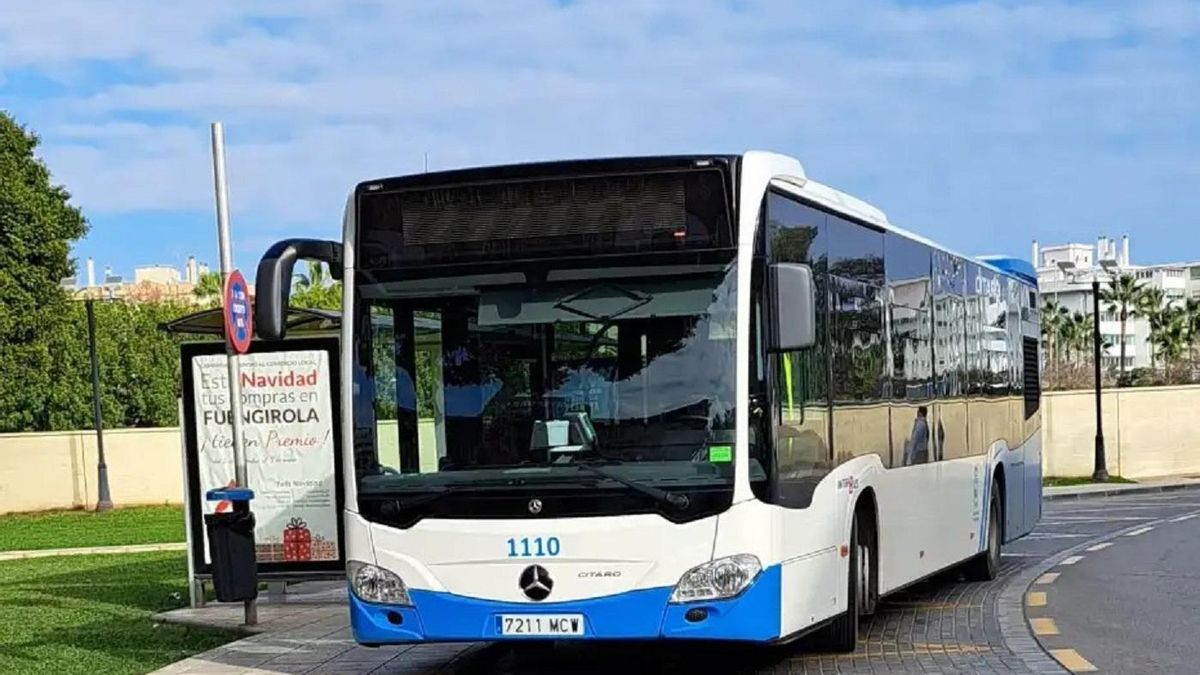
349, 565, 781, 644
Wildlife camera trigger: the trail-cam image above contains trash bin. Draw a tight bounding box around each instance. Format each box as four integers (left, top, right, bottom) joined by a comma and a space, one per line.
205, 507, 259, 602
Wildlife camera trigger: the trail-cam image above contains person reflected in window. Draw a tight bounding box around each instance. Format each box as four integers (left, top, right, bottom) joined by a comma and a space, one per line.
904, 406, 930, 466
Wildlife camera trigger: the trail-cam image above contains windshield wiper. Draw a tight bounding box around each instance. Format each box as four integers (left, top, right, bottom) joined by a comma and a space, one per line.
570, 461, 690, 510
365, 485, 459, 513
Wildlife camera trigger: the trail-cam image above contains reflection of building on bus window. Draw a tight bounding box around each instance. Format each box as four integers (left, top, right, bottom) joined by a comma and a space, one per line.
904, 406, 930, 465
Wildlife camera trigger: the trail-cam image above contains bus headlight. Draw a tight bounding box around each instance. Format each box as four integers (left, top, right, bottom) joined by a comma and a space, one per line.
669, 554, 762, 603
347, 560, 411, 606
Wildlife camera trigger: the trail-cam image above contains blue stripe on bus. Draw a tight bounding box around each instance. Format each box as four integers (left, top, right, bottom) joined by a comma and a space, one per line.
349, 565, 781, 644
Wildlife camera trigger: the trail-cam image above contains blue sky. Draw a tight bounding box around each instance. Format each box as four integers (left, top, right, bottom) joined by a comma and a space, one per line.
2, 0, 1199, 280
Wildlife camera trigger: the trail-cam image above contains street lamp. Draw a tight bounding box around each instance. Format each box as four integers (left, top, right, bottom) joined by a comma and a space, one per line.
1058, 258, 1118, 482
86, 292, 114, 511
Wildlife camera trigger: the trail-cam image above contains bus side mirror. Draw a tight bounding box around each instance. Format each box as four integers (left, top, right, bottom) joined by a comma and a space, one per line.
255, 238, 344, 340
770, 262, 816, 351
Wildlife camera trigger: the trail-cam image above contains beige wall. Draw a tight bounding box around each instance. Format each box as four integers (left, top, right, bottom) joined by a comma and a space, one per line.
4, 387, 1200, 513
1042, 384, 1200, 479
0, 427, 183, 514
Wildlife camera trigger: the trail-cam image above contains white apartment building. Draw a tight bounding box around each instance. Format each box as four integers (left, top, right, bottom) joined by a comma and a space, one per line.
61, 255, 217, 304
1035, 235, 1198, 370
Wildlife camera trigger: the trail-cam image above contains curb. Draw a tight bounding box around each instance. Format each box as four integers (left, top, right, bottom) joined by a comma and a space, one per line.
996, 502, 1200, 674
151, 613, 264, 636
0, 541, 187, 561
1043, 482, 1200, 501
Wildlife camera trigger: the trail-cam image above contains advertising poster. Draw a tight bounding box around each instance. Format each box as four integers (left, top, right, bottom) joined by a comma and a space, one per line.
191, 348, 339, 565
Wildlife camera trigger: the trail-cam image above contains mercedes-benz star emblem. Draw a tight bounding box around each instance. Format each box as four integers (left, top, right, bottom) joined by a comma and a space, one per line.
528, 498, 543, 515
519, 564, 553, 601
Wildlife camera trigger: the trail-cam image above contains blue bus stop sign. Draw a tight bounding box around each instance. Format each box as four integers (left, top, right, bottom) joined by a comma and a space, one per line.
223, 269, 253, 354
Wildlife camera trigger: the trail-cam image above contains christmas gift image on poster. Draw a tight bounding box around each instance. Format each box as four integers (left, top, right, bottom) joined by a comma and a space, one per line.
192, 349, 339, 564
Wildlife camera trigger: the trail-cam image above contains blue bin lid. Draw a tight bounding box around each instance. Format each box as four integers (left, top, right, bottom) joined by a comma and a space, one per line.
205, 487, 255, 502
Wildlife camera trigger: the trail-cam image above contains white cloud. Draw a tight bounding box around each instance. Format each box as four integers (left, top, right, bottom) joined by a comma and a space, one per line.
3, 0, 1199, 264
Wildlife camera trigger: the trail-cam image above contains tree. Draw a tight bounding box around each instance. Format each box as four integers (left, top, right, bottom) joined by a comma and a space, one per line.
1061, 312, 1091, 366
1149, 305, 1188, 372
1041, 299, 1069, 367
1137, 286, 1168, 370
193, 271, 222, 307
0, 112, 88, 432
42, 300, 196, 430
291, 261, 341, 310
1184, 297, 1200, 376
1100, 274, 1142, 384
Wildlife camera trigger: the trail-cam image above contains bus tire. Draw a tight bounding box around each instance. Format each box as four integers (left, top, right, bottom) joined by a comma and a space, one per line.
817, 515, 862, 652
963, 484, 1001, 582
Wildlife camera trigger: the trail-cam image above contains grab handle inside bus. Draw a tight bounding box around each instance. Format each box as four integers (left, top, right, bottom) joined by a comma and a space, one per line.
255, 238, 344, 340
769, 262, 816, 351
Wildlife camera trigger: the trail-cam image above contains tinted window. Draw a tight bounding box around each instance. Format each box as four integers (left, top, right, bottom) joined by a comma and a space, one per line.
767, 193, 827, 270
828, 216, 888, 466
886, 234, 933, 467
964, 264, 984, 396
933, 251, 967, 460
762, 192, 831, 508
829, 216, 884, 285
980, 268, 1009, 397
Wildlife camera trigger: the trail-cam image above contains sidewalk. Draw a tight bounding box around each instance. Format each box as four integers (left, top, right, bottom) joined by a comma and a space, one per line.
0, 541, 186, 561
1044, 474, 1200, 500
152, 581, 483, 674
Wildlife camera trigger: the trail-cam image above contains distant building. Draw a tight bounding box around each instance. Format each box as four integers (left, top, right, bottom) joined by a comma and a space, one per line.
1035, 235, 1200, 371
61, 255, 247, 305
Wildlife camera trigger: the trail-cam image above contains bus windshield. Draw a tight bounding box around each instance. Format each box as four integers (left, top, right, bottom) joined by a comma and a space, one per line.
356, 260, 738, 514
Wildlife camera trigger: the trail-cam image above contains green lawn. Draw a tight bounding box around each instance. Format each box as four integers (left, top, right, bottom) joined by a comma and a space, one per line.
0, 506, 185, 552
1043, 475, 1136, 487
0, 552, 237, 675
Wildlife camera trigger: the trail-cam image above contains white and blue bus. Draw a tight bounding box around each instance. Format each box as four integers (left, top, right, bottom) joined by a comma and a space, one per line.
254, 151, 1041, 651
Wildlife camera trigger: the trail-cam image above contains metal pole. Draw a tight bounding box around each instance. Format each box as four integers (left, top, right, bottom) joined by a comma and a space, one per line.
211, 121, 256, 625
1091, 278, 1109, 482
211, 122, 248, 491
86, 299, 114, 511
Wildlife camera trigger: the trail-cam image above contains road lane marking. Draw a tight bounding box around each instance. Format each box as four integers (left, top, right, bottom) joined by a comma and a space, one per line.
1026, 591, 1047, 607
1025, 533, 1090, 539
1170, 513, 1198, 522
1050, 648, 1098, 672
1059, 555, 1084, 565
1002, 552, 1040, 557
1085, 542, 1112, 552
1030, 617, 1060, 635
1123, 526, 1155, 536
1036, 572, 1060, 584
1042, 516, 1155, 522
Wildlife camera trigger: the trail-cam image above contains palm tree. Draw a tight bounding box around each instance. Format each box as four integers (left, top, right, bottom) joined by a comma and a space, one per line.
292, 260, 327, 292
1184, 297, 1200, 377
1041, 299, 1070, 367
1061, 312, 1091, 366
1100, 274, 1142, 383
192, 271, 222, 305
1138, 287, 1168, 370
1150, 305, 1188, 369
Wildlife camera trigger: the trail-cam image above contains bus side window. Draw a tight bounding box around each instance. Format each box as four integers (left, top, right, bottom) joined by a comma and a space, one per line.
764, 191, 830, 509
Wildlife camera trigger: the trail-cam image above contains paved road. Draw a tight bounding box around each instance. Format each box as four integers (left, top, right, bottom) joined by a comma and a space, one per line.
1025, 491, 1200, 673
158, 488, 1200, 675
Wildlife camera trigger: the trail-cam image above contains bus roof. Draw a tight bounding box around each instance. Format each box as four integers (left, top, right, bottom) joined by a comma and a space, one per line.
353, 152, 1036, 289
758, 152, 1036, 289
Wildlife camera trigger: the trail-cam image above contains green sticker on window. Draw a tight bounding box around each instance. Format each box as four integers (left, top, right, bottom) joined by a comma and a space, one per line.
708, 445, 733, 463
